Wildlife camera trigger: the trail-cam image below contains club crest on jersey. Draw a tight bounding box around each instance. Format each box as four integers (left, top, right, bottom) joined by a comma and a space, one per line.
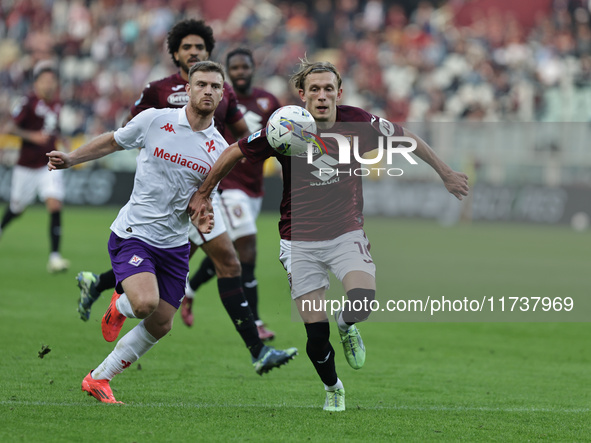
257, 98, 271, 112
128, 255, 144, 267
206, 140, 215, 152
167, 92, 189, 106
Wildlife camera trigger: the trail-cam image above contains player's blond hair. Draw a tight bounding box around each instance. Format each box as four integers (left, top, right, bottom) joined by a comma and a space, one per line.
290, 58, 342, 91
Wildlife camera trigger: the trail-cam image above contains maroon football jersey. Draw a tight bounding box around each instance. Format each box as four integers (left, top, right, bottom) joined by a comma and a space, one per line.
12, 93, 61, 168
219, 87, 281, 197
130, 72, 243, 136
238, 105, 404, 241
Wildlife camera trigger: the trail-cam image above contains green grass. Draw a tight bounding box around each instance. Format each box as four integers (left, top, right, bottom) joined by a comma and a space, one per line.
0, 206, 590, 441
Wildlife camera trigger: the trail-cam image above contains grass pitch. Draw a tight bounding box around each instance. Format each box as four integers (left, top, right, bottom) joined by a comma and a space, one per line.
0, 206, 589, 441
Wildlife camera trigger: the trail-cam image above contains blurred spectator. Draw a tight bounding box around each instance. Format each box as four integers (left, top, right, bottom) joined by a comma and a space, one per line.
1, 0, 590, 143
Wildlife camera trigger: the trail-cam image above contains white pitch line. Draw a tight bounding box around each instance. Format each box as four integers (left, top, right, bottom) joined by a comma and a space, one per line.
1, 400, 589, 414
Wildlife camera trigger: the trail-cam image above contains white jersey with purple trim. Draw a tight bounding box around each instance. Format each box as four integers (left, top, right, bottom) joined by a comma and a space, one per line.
111, 106, 227, 248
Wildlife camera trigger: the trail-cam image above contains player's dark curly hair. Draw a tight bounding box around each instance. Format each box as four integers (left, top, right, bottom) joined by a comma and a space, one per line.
226, 48, 254, 67
167, 19, 216, 67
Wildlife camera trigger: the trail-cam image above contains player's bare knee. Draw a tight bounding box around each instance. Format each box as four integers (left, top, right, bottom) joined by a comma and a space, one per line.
133, 299, 159, 319
343, 288, 376, 323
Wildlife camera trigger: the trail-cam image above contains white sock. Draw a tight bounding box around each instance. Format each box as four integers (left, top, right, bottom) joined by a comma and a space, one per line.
92, 320, 158, 380
336, 312, 350, 333
49, 252, 61, 261
115, 292, 136, 318
324, 378, 344, 391
185, 286, 195, 299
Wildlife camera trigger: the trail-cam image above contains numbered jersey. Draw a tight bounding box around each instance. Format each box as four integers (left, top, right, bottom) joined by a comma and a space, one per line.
130, 72, 243, 136
238, 105, 403, 241
220, 88, 280, 197
12, 93, 61, 168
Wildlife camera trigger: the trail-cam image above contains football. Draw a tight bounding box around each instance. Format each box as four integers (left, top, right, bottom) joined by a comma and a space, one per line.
265, 105, 317, 156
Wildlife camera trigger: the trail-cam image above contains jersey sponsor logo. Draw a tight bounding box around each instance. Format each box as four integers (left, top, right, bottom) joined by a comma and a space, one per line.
167, 91, 189, 106
128, 255, 144, 267
378, 117, 396, 136
206, 140, 215, 152
160, 123, 176, 133
247, 129, 262, 143
153, 147, 211, 175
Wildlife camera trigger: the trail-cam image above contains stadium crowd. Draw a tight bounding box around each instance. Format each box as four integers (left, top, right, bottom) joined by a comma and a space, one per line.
0, 0, 590, 140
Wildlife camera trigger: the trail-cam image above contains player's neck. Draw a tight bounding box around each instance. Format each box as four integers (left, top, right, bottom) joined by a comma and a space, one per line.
185, 107, 214, 132
180, 70, 189, 82
35, 88, 53, 102
234, 86, 252, 98
316, 118, 336, 130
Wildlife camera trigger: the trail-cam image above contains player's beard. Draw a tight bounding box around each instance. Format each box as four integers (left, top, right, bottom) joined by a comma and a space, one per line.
180, 57, 201, 76
191, 97, 216, 117
232, 78, 251, 95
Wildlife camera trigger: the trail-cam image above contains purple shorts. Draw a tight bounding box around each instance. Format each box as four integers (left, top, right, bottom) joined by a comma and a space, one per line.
108, 232, 190, 309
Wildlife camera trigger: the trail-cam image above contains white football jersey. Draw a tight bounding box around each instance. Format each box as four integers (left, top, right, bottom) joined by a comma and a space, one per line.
111, 106, 227, 248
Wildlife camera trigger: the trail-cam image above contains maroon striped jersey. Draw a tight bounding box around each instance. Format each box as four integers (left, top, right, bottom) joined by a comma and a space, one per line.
12, 92, 61, 168
220, 88, 281, 197
238, 105, 404, 241
130, 72, 243, 136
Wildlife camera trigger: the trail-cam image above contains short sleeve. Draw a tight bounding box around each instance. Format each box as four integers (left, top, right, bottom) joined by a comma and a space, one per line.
237, 128, 275, 163
11, 97, 30, 126
224, 84, 244, 125
129, 83, 158, 118
114, 109, 156, 150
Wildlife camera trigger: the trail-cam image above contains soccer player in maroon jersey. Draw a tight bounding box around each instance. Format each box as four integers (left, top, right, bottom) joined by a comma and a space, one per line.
181, 48, 281, 341
188, 59, 470, 411
75, 20, 289, 373
0, 61, 70, 273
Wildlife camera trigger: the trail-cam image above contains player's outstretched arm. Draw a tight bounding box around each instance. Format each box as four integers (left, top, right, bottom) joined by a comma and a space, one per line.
403, 127, 470, 200
47, 132, 123, 170
187, 142, 245, 221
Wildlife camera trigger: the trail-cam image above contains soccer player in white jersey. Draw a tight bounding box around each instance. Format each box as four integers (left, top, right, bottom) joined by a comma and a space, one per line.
187, 59, 469, 411
47, 61, 297, 404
